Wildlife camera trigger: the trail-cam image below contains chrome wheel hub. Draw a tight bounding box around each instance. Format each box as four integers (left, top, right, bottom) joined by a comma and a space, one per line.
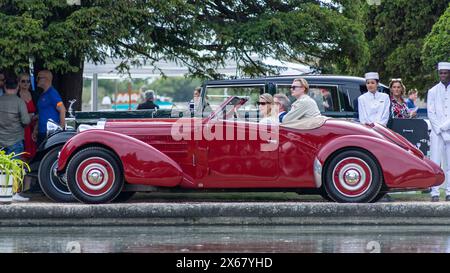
344, 169, 360, 185
87, 170, 103, 185
81, 163, 109, 191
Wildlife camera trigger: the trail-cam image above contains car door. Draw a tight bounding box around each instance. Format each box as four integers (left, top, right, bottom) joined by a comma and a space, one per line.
197, 85, 279, 188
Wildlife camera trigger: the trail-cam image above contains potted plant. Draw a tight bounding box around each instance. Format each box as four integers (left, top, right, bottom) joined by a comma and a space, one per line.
0, 150, 30, 204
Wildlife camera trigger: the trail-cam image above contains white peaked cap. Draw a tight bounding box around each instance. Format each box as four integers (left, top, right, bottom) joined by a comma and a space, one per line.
365, 72, 379, 80
438, 62, 450, 70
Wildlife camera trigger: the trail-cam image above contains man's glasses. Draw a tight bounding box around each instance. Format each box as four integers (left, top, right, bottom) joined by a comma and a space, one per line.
290, 85, 302, 90
257, 102, 270, 106
439, 71, 449, 75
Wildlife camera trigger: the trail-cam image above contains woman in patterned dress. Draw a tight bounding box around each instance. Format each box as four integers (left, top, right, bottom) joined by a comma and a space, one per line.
389, 79, 416, 119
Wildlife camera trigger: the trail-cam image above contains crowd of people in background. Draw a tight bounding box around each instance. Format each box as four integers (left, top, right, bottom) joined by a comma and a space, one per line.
0, 70, 65, 202
357, 62, 450, 202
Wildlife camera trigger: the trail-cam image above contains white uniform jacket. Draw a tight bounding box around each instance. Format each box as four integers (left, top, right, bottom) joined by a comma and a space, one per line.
427, 82, 450, 136
427, 82, 450, 197
358, 91, 390, 126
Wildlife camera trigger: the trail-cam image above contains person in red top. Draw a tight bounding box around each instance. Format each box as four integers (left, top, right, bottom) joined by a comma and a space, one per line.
17, 73, 38, 160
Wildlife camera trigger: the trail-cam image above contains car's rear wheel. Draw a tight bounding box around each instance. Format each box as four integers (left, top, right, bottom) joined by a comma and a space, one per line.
324, 150, 382, 203
38, 146, 76, 202
66, 147, 124, 204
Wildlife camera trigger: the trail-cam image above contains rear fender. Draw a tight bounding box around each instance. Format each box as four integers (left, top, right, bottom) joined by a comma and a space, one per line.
29, 130, 77, 173
58, 130, 183, 187
317, 135, 441, 188
42, 130, 77, 151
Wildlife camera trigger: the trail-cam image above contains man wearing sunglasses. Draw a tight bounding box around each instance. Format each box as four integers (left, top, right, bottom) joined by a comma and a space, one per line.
282, 78, 321, 123
32, 70, 66, 146
427, 62, 450, 202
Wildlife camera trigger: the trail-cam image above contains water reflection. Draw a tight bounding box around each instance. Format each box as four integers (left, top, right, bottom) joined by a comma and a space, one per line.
1, 225, 450, 253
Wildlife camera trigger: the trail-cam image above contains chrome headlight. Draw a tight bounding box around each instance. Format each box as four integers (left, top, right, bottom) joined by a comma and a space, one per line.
46, 119, 62, 136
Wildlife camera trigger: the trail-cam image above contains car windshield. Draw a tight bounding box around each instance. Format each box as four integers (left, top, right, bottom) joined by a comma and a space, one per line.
209, 96, 255, 121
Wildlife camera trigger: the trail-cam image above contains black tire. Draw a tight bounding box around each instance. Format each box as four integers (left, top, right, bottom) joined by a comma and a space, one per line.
38, 146, 76, 202
324, 150, 383, 203
66, 147, 124, 204
370, 192, 387, 203
113, 191, 136, 203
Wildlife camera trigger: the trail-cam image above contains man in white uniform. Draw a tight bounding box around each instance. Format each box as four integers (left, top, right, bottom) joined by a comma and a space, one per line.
358, 72, 391, 126
428, 62, 450, 202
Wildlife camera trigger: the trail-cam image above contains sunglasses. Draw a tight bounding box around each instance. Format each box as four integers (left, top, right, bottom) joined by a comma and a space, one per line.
390, 78, 402, 82
439, 71, 449, 75
290, 85, 302, 90
257, 102, 270, 106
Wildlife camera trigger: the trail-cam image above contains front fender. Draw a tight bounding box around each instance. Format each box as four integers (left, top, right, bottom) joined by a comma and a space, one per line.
317, 135, 444, 188
58, 130, 183, 187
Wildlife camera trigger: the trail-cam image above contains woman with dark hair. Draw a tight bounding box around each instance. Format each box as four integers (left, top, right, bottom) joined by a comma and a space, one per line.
358, 72, 390, 126
358, 72, 393, 202
17, 73, 37, 161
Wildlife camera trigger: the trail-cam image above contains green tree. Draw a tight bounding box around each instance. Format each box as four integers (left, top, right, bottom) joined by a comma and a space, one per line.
0, 0, 368, 107
422, 4, 450, 73
365, 0, 448, 95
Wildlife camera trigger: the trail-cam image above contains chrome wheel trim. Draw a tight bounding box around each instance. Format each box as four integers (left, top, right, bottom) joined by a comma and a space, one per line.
81, 163, 109, 191
75, 156, 115, 197
332, 157, 373, 198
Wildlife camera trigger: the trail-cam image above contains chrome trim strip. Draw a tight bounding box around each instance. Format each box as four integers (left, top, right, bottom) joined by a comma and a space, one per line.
313, 158, 323, 188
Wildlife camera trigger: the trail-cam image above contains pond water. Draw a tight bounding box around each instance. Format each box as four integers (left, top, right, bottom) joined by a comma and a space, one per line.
1, 225, 449, 253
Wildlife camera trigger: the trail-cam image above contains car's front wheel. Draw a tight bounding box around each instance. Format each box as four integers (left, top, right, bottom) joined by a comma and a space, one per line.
66, 147, 124, 204
324, 150, 382, 203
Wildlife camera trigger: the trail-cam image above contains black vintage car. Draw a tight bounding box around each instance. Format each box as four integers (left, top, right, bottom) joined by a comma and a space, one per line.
28, 107, 172, 202
201, 75, 390, 119
30, 75, 430, 202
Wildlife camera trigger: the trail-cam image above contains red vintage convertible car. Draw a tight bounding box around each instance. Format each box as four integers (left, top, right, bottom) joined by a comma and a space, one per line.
56, 96, 444, 204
